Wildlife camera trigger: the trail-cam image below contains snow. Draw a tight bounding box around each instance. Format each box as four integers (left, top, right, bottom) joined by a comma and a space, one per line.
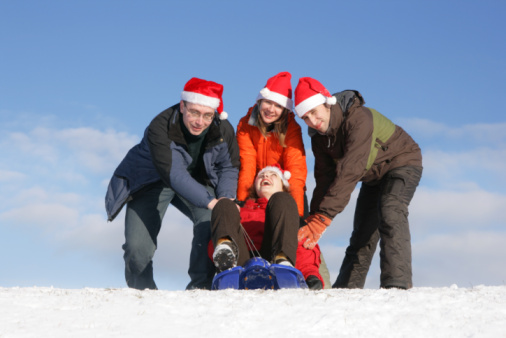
1, 285, 505, 337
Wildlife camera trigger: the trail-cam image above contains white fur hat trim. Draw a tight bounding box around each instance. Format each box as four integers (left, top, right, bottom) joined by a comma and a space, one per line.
257, 165, 291, 187
256, 88, 294, 111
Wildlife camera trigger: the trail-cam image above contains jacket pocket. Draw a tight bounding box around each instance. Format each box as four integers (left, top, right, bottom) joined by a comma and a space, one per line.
384, 172, 405, 196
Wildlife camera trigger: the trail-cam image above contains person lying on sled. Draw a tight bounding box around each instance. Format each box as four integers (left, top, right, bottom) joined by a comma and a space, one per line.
209, 164, 324, 289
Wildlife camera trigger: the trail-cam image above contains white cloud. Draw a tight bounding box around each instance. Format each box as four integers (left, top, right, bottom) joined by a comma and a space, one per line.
1, 203, 79, 230
399, 118, 506, 145
58, 212, 124, 254
410, 187, 506, 236
7, 131, 59, 163
0, 170, 26, 182
2, 127, 139, 176
413, 231, 506, 287
422, 148, 506, 187
53, 127, 140, 173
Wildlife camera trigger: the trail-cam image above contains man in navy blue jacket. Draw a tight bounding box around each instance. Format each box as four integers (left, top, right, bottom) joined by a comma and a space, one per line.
106, 78, 240, 290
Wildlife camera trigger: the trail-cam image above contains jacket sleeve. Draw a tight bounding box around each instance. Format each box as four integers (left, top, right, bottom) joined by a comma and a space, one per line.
213, 120, 240, 199
147, 108, 214, 208
317, 108, 373, 219
310, 136, 337, 215
282, 117, 307, 217
236, 113, 258, 201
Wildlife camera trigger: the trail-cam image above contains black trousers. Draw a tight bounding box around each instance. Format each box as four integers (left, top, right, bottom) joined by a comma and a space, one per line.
333, 166, 422, 289
211, 192, 299, 266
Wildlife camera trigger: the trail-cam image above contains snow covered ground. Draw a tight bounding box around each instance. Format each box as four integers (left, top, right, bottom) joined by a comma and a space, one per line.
1, 285, 505, 337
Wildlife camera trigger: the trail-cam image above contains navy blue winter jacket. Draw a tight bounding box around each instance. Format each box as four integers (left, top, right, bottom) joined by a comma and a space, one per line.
105, 104, 240, 221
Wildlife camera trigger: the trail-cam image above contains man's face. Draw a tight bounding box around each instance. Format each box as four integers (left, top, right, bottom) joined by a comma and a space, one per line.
301, 104, 331, 134
180, 101, 215, 135
255, 170, 283, 200
259, 99, 284, 124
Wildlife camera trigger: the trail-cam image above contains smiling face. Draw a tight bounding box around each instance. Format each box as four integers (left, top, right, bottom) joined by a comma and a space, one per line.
301, 103, 331, 134
254, 170, 284, 200
258, 99, 285, 125
180, 101, 215, 135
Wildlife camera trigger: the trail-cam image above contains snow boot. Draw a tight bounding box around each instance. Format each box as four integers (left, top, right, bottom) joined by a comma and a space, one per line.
305, 275, 323, 290
273, 253, 293, 268
213, 240, 238, 272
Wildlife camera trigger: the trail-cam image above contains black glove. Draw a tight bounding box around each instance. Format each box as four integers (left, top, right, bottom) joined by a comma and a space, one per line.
234, 199, 245, 207
306, 275, 323, 290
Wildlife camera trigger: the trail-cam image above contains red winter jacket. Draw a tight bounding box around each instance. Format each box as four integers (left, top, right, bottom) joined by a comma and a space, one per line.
209, 198, 323, 285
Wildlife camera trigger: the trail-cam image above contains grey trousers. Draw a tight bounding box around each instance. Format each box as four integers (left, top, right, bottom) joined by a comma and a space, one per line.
333, 166, 422, 289
123, 181, 216, 290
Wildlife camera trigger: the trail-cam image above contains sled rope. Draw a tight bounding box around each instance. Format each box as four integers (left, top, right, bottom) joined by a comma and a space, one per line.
239, 223, 261, 257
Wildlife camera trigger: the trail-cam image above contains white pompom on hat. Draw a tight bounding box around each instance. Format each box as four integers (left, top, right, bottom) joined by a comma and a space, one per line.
181, 77, 228, 120
257, 163, 291, 188
294, 77, 336, 118
256, 72, 293, 111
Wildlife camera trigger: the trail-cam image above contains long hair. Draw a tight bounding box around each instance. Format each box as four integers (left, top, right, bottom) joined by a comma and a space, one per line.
255, 100, 290, 148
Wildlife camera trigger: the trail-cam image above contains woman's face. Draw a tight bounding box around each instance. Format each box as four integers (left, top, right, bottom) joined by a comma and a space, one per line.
255, 170, 283, 200
259, 99, 284, 125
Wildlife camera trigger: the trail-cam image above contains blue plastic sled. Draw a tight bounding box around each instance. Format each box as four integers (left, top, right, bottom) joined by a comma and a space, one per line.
212, 257, 308, 290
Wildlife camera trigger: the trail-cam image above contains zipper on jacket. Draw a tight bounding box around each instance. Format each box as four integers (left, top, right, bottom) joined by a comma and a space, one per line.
326, 134, 336, 148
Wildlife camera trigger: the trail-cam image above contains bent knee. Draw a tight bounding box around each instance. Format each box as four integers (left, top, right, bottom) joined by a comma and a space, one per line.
269, 191, 295, 206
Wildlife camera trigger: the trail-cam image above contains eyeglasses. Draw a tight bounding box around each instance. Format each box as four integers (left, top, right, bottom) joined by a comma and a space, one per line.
183, 102, 215, 122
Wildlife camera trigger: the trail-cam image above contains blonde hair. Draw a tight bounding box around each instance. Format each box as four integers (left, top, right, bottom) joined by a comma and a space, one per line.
256, 100, 289, 148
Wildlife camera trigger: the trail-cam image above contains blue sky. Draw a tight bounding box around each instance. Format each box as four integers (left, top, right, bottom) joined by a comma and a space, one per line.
1, 0, 505, 290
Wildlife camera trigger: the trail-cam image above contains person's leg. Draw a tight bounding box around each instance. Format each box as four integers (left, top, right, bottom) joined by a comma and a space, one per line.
333, 182, 381, 289
302, 191, 331, 288
378, 166, 422, 289
171, 186, 216, 290
123, 182, 174, 290
260, 192, 299, 265
211, 199, 250, 266
318, 251, 332, 289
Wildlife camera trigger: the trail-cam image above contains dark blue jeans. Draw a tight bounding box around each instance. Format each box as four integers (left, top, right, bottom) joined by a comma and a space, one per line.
123, 181, 215, 290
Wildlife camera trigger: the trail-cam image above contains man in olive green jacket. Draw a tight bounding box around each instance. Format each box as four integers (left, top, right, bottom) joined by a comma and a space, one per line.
294, 77, 422, 289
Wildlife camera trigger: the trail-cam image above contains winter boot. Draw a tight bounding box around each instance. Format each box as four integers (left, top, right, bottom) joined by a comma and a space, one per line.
273, 253, 294, 268
305, 275, 323, 290
213, 240, 238, 272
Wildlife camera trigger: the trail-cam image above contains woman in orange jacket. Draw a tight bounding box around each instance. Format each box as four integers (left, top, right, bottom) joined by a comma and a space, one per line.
235, 72, 330, 289
236, 72, 307, 217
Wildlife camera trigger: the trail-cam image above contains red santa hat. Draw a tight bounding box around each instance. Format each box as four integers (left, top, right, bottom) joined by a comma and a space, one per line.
181, 77, 228, 120
256, 72, 293, 111
294, 77, 337, 118
257, 163, 291, 188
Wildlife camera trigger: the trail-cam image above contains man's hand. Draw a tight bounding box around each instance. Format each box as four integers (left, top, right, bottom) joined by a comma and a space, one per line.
298, 214, 332, 249
207, 198, 220, 210
207, 197, 236, 210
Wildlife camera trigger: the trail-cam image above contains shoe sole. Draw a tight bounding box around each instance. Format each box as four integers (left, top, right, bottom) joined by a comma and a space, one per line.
214, 248, 236, 272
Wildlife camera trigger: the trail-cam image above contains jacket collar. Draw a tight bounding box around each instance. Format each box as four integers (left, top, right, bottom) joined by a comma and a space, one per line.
247, 104, 259, 126
168, 104, 223, 148
244, 197, 269, 209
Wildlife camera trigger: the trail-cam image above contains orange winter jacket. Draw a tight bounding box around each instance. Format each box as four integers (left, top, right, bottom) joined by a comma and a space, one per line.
236, 105, 307, 216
